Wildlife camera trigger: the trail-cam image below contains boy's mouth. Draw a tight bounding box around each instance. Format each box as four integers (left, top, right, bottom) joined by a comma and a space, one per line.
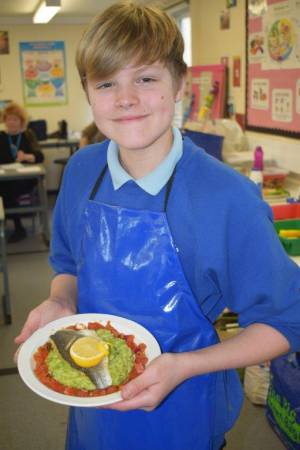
114, 114, 148, 123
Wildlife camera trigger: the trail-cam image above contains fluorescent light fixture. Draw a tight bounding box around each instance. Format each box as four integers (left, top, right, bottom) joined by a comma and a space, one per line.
33, 0, 61, 24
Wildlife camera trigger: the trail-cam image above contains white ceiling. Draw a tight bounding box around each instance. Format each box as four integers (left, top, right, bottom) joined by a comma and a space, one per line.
0, 0, 187, 24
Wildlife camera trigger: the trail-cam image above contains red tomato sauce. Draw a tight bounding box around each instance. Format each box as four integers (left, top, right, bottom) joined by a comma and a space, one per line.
34, 321, 148, 397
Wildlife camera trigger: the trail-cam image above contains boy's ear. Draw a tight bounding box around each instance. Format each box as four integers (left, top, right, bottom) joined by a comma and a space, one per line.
175, 76, 186, 103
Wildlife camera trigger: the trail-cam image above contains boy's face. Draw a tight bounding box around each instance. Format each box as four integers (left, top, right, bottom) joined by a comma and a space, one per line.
86, 62, 184, 156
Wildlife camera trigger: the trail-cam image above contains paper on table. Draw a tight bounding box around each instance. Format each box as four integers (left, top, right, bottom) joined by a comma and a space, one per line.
0, 162, 23, 170
16, 166, 42, 174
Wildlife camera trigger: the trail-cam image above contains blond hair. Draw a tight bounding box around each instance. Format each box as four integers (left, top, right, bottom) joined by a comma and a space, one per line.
76, 1, 187, 86
3, 102, 28, 128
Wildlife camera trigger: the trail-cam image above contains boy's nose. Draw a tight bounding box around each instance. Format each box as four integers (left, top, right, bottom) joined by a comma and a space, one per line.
115, 86, 138, 109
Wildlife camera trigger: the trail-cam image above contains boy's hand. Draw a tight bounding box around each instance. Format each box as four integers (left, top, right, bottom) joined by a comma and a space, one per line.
102, 353, 185, 412
14, 297, 75, 363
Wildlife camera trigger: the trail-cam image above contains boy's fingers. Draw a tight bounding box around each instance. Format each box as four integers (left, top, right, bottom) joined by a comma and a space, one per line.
121, 370, 156, 400
102, 390, 155, 412
13, 346, 22, 365
14, 317, 39, 344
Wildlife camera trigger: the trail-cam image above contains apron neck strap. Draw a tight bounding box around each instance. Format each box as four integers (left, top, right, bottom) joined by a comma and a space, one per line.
89, 163, 176, 211
163, 169, 176, 212
89, 164, 108, 200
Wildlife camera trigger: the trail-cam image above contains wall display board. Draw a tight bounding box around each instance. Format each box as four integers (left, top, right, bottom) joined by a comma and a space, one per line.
246, 0, 300, 137
19, 41, 67, 107
183, 64, 227, 123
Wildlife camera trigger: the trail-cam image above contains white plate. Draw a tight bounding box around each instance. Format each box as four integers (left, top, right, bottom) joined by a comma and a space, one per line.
18, 314, 161, 407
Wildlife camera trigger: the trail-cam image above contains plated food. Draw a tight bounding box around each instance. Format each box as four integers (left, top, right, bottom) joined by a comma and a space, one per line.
34, 320, 148, 397
18, 314, 161, 407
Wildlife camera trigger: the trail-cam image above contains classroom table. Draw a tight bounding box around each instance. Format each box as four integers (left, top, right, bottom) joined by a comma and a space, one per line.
0, 164, 50, 244
39, 138, 79, 155
0, 197, 11, 324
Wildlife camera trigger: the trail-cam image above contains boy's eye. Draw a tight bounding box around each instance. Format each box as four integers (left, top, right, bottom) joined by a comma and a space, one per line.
95, 81, 113, 89
137, 77, 156, 84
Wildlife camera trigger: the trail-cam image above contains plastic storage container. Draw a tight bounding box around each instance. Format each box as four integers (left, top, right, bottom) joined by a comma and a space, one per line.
183, 129, 224, 161
262, 165, 288, 189
274, 219, 300, 256
266, 354, 300, 450
272, 203, 300, 221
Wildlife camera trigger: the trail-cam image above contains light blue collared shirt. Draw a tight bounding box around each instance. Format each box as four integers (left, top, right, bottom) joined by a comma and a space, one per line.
107, 127, 183, 195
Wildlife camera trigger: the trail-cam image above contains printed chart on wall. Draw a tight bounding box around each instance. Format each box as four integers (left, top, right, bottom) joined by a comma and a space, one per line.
19, 41, 67, 107
246, 0, 300, 137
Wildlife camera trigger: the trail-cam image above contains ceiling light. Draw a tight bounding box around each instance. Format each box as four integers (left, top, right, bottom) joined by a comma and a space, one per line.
33, 0, 61, 24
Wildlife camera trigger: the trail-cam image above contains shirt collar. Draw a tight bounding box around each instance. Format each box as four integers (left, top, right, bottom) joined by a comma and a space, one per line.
107, 127, 183, 195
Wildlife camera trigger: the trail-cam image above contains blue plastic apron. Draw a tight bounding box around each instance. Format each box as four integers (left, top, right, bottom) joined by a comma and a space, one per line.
66, 165, 220, 450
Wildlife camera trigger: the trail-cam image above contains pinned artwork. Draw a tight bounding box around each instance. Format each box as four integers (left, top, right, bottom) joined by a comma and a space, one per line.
0, 31, 9, 55
272, 89, 292, 123
233, 56, 241, 87
250, 79, 269, 110
220, 9, 231, 30
182, 64, 227, 124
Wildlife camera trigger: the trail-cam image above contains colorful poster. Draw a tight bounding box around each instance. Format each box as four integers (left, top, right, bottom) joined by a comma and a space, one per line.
262, 11, 300, 69
19, 41, 67, 107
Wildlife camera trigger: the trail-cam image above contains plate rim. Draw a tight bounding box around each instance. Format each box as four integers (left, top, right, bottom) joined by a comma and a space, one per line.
17, 313, 161, 407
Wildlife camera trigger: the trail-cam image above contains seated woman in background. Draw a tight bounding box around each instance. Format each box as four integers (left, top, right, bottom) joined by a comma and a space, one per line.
79, 121, 106, 148
0, 102, 44, 243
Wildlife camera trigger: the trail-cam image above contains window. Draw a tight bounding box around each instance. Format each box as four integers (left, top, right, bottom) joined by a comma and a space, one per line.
167, 2, 192, 67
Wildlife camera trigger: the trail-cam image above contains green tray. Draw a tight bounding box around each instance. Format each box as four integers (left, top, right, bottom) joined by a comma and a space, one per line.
274, 219, 300, 256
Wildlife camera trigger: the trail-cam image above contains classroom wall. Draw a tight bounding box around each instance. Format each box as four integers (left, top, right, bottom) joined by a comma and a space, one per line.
190, 0, 300, 174
190, 0, 245, 113
1, 4, 299, 173
0, 23, 93, 135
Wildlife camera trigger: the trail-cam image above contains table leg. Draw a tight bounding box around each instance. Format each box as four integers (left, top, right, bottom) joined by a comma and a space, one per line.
37, 175, 50, 245
0, 220, 11, 324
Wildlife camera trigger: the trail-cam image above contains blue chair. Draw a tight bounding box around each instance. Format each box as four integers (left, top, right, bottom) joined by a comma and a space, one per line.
183, 129, 224, 161
28, 120, 48, 141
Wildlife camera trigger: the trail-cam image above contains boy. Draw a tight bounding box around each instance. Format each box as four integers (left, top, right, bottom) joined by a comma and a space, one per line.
16, 2, 300, 449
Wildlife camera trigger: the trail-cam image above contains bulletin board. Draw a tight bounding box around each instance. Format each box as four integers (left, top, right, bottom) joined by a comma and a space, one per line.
246, 0, 300, 138
183, 64, 227, 122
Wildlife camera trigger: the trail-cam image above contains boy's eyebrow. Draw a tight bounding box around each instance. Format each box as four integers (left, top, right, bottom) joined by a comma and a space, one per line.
120, 63, 163, 72
87, 62, 166, 83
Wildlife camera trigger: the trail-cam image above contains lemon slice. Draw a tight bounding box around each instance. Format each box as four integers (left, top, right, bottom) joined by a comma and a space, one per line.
70, 336, 109, 368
